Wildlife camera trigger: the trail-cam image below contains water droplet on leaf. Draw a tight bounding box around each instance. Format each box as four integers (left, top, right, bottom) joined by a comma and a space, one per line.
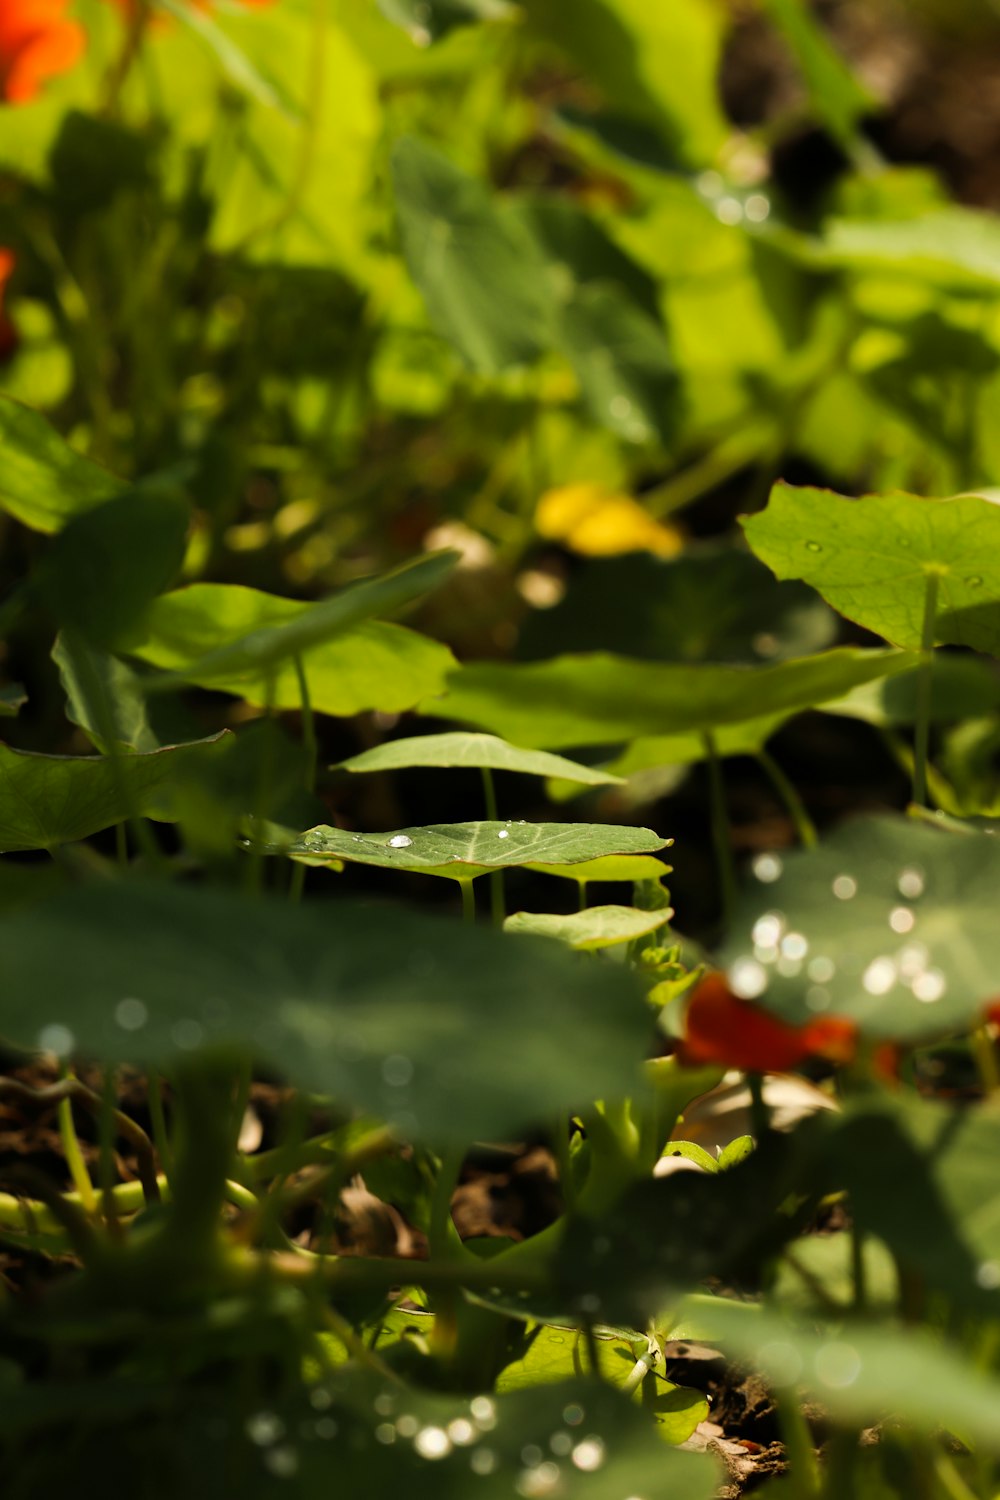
387, 834, 413, 849
805, 540, 822, 553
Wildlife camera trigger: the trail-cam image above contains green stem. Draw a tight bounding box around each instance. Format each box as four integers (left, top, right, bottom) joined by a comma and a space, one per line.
58, 1073, 97, 1215
293, 653, 317, 796
480, 767, 506, 925
460, 879, 476, 924
643, 425, 779, 521
703, 731, 736, 930
748, 1072, 770, 1142
913, 570, 940, 808
850, 1222, 868, 1313
757, 749, 817, 848
577, 879, 588, 913
147, 1069, 174, 1185
773, 1385, 820, 1499
98, 1070, 121, 1239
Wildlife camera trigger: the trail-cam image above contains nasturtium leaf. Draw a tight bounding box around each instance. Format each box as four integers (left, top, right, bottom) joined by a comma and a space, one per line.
504, 905, 670, 950
392, 136, 552, 374
691, 1298, 1000, 1453
284, 821, 669, 880
743, 481, 1000, 654
821, 207, 1000, 293
829, 1094, 1000, 1313
555, 281, 679, 447
127, 578, 456, 716
52, 634, 157, 753
335, 731, 623, 786
0, 685, 26, 717
423, 648, 917, 749
773, 1228, 899, 1315
719, 814, 1000, 1041
0, 881, 652, 1143
35, 484, 190, 647
0, 736, 228, 852
494, 1326, 708, 1446
517, 548, 837, 665
140, 551, 456, 687
822, 654, 1000, 727
518, 195, 661, 320
526, 853, 671, 884
0, 396, 121, 532
605, 713, 794, 778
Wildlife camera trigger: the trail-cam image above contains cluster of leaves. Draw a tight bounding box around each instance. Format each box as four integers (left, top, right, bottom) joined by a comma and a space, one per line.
5, 3, 1000, 1499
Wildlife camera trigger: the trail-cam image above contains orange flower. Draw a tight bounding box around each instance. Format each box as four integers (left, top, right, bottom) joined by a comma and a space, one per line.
677, 973, 856, 1074
0, 248, 17, 361
0, 0, 85, 103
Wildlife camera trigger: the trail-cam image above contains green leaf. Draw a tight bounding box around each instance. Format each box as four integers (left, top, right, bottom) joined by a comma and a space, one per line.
504, 905, 670, 950
556, 282, 679, 447
0, 881, 653, 1142
0, 685, 26, 718
719, 813, 1000, 1041
35, 485, 190, 647
494, 1326, 708, 1446
530, 855, 672, 887
822, 655, 1000, 727
716, 1134, 754, 1171
821, 207, 1000, 292
691, 1298, 1000, 1453
517, 548, 837, 665
142, 551, 455, 687
52, 634, 157, 754
0, 397, 121, 533
0, 736, 228, 852
335, 731, 623, 786
743, 481, 1000, 654
392, 136, 552, 374
423, 647, 918, 749
659, 1140, 719, 1173
605, 713, 794, 778
157, 0, 289, 110
829, 1094, 1000, 1313
774, 1230, 899, 1315
127, 577, 456, 716
762, 0, 872, 153
283, 820, 669, 880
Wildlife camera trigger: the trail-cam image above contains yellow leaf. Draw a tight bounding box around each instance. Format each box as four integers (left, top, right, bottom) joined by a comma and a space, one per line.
535, 483, 682, 559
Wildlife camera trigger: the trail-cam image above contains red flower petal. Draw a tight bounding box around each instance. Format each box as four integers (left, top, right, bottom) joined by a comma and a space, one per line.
678, 973, 856, 1074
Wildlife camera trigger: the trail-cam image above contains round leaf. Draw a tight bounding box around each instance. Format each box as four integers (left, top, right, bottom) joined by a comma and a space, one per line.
335, 731, 623, 785
504, 905, 670, 950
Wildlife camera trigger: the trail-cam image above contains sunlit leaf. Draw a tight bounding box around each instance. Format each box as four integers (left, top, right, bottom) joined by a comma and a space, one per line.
52, 634, 157, 753
335, 731, 623, 786
392, 136, 552, 374
127, 574, 456, 716
525, 853, 671, 884
555, 283, 680, 447
423, 648, 917, 748
743, 481, 1000, 654
0, 396, 120, 533
377, 0, 513, 43
0, 881, 653, 1142
282, 820, 669, 880
504, 904, 669, 950
0, 736, 228, 852
494, 1325, 708, 1445
822, 654, 1000, 727
719, 813, 1000, 1041
605, 714, 793, 777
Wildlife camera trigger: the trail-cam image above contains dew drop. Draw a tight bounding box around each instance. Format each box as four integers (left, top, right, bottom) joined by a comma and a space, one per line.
562, 1404, 585, 1427
781, 932, 809, 961
447, 1419, 476, 1446
966, 575, 984, 587
832, 874, 857, 901
115, 997, 148, 1031
548, 1335, 565, 1345
976, 1259, 1000, 1289
897, 868, 925, 900
263, 1446, 299, 1478
375, 1424, 396, 1445
395, 1415, 419, 1438
571, 1436, 606, 1472
913, 968, 946, 1003
37, 1023, 74, 1058
752, 852, 783, 883
246, 1412, 284, 1447
497, 829, 510, 840
752, 912, 785, 948
862, 957, 897, 996
815, 1341, 861, 1389
889, 906, 916, 935
807, 956, 836, 983
470, 1396, 497, 1431
387, 834, 413, 849
729, 957, 768, 999
410, 1423, 452, 1457
550, 1432, 573, 1456
805, 540, 823, 553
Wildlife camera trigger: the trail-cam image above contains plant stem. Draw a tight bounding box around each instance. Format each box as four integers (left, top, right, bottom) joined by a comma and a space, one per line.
460, 878, 476, 924
98, 1070, 122, 1239
703, 731, 736, 930
748, 1072, 770, 1142
913, 569, 940, 808
851, 1222, 868, 1312
757, 749, 817, 848
293, 653, 317, 796
57, 1073, 97, 1215
773, 1385, 820, 1499
147, 1069, 174, 1184
480, 767, 506, 925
